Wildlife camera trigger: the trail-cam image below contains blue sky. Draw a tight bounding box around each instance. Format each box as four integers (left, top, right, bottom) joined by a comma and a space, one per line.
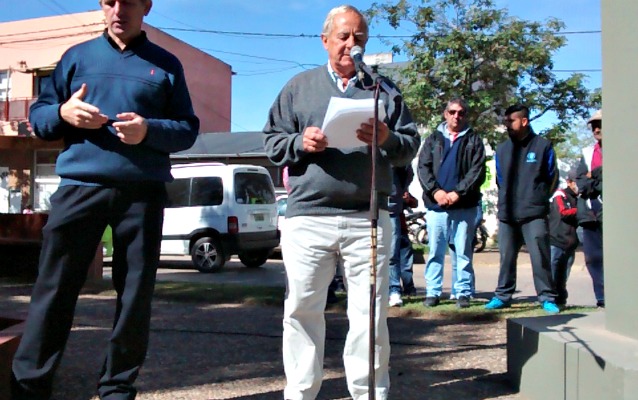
0, 0, 601, 133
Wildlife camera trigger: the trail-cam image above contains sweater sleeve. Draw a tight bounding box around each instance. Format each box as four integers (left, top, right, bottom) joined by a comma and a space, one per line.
417, 135, 440, 197
142, 62, 199, 154
546, 144, 559, 196
378, 87, 420, 168
28, 56, 73, 141
575, 155, 601, 199
262, 82, 307, 167
454, 134, 486, 198
555, 194, 577, 219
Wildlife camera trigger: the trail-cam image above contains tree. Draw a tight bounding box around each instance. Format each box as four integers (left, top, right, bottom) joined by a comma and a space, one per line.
553, 121, 595, 169
366, 0, 598, 147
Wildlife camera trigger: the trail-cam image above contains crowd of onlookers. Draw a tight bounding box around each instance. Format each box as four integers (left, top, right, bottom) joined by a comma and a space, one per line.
386, 103, 604, 314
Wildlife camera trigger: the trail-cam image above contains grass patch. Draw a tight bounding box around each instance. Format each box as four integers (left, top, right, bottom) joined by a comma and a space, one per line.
393, 295, 597, 320
4, 276, 597, 318
92, 281, 286, 307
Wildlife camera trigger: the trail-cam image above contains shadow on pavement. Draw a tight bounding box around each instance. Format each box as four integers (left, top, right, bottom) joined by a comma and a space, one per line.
0, 277, 518, 400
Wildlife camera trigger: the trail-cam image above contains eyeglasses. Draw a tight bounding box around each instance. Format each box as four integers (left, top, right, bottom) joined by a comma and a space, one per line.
447, 109, 466, 117
590, 121, 602, 130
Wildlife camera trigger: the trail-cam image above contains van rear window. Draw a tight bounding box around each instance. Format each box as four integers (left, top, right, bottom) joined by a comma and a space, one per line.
191, 177, 224, 206
166, 177, 224, 207
234, 173, 275, 205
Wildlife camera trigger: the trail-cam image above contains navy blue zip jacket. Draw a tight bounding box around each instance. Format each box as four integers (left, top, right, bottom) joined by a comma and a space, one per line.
29, 31, 199, 185
495, 131, 558, 222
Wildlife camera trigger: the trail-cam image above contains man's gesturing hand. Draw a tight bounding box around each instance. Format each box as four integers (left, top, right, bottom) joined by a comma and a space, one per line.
60, 83, 108, 129
113, 113, 148, 145
302, 127, 328, 153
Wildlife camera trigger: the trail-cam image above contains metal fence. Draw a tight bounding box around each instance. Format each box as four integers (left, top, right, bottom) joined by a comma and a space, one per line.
0, 98, 36, 121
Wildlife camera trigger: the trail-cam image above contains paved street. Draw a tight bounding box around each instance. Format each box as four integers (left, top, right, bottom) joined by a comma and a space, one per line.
107, 248, 597, 307
3, 248, 598, 400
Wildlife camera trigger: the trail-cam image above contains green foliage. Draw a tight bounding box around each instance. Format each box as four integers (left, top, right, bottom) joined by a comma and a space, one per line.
94, 281, 286, 307
366, 0, 599, 148
553, 120, 596, 168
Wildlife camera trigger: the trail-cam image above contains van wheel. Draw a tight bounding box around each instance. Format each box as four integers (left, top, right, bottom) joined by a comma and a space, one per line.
191, 237, 225, 272
239, 250, 270, 268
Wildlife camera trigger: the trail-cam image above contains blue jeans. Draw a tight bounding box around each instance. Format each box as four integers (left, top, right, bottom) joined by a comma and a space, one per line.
389, 214, 415, 295
450, 202, 481, 297
550, 245, 575, 305
425, 208, 477, 298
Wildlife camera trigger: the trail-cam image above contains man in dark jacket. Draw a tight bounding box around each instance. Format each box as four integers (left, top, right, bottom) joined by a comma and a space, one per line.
485, 104, 560, 313
549, 169, 579, 306
417, 98, 486, 308
576, 109, 604, 307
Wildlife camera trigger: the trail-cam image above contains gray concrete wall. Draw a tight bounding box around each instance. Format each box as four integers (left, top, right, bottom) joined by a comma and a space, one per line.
507, 3, 638, 398
601, 0, 638, 340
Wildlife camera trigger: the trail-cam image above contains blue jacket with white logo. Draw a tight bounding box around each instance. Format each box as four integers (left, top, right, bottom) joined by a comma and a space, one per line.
495, 132, 558, 222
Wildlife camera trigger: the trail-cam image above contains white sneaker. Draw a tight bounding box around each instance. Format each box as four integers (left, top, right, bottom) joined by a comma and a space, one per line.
389, 293, 403, 307
449, 294, 457, 300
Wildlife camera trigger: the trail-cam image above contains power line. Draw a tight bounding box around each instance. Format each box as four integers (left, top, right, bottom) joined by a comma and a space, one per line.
34, 0, 91, 30
199, 47, 320, 69
0, 31, 101, 46
0, 23, 601, 74
156, 26, 319, 38
554, 69, 602, 73
155, 26, 601, 39
0, 23, 104, 38
0, 21, 602, 42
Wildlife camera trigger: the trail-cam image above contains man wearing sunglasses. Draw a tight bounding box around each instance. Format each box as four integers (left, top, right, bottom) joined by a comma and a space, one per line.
575, 109, 604, 308
417, 98, 486, 308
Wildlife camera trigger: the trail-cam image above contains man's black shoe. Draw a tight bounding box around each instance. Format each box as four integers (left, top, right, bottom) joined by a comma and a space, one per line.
423, 296, 440, 307
456, 295, 471, 309
403, 285, 417, 296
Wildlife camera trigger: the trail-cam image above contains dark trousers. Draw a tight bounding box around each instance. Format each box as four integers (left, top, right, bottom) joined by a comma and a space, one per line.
550, 245, 576, 305
582, 224, 604, 303
11, 184, 166, 400
495, 218, 557, 303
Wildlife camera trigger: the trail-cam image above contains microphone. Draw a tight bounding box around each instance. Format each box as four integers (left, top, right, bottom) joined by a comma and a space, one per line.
350, 45, 366, 81
350, 45, 403, 103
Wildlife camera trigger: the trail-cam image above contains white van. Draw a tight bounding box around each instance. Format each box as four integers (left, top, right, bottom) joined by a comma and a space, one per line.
161, 162, 279, 272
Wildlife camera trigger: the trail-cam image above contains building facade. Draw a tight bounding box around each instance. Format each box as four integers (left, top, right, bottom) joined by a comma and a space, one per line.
0, 11, 232, 213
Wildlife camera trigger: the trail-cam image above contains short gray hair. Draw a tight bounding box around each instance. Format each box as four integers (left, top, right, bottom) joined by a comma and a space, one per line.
99, 0, 151, 5
321, 5, 369, 36
446, 97, 470, 113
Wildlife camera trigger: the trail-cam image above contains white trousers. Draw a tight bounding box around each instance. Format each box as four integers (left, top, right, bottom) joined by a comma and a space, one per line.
281, 211, 392, 400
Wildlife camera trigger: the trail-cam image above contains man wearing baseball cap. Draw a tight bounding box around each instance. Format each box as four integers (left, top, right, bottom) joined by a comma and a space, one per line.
576, 109, 604, 307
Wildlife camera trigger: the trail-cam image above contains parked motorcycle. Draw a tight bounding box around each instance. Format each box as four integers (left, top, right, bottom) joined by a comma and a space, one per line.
406, 209, 428, 245
473, 219, 489, 253
405, 209, 489, 252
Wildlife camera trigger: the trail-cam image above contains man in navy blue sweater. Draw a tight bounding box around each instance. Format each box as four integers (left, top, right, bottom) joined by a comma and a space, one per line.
485, 104, 559, 314
11, 1, 199, 399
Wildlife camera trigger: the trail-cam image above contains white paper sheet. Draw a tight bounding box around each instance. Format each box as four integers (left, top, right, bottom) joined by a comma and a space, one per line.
321, 97, 386, 149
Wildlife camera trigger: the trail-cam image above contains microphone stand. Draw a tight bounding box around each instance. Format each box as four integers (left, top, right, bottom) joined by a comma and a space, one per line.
368, 81, 380, 400
360, 63, 402, 400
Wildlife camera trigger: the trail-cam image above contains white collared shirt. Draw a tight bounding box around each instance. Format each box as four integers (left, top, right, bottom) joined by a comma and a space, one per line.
327, 63, 358, 92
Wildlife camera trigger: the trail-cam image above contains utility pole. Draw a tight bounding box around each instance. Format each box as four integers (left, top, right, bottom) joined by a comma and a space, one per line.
3, 67, 10, 121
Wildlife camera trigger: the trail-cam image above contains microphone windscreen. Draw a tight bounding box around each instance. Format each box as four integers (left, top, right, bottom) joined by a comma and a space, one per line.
351, 45, 364, 60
